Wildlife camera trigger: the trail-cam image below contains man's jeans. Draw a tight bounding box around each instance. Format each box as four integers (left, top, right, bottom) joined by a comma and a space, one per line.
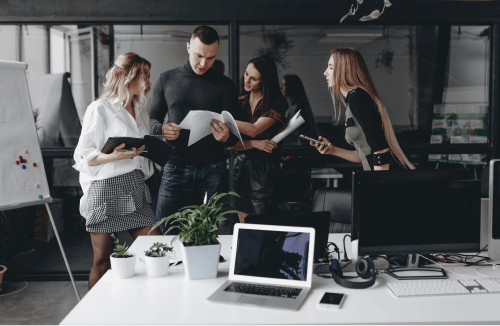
155, 160, 226, 235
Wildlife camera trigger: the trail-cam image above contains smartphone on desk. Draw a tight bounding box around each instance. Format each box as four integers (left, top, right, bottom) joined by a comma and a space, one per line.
318, 292, 345, 309
300, 134, 324, 146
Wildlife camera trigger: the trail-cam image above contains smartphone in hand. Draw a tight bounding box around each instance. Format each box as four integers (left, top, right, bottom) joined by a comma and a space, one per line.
300, 134, 324, 145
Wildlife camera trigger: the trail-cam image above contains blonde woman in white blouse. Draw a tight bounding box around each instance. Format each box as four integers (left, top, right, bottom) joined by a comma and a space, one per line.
73, 52, 161, 289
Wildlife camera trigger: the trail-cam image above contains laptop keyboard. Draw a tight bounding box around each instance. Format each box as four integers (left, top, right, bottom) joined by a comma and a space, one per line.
224, 282, 302, 299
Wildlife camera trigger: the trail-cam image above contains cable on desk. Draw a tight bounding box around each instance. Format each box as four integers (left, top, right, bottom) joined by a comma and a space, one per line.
417, 254, 470, 277
326, 242, 341, 261
342, 234, 351, 262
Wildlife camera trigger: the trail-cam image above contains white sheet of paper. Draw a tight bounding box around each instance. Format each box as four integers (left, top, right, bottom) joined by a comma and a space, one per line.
179, 110, 244, 147
221, 111, 245, 149
271, 110, 305, 143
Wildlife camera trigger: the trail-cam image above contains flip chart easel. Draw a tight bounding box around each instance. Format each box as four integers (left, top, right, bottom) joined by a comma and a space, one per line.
0, 60, 80, 301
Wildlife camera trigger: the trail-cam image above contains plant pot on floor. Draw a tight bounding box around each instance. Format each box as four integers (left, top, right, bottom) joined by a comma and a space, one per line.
0, 265, 6, 292
110, 253, 136, 278
180, 242, 221, 280
145, 253, 170, 278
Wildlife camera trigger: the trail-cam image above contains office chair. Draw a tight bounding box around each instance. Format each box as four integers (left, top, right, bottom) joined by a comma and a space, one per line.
311, 188, 352, 233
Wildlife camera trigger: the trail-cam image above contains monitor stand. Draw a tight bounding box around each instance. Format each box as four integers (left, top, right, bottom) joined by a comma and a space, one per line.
476, 260, 500, 278
386, 254, 447, 280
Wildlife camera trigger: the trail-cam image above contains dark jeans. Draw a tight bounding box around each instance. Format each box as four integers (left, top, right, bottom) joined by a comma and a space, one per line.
155, 160, 226, 235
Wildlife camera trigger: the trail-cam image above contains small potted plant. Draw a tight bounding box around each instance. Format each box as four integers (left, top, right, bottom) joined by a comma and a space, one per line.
144, 242, 173, 278
110, 233, 136, 279
151, 192, 239, 280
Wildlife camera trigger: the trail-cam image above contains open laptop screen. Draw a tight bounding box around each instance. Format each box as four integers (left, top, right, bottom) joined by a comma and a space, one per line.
234, 229, 310, 281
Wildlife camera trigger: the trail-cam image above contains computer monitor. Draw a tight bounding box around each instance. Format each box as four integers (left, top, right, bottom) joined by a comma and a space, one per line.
352, 169, 481, 276
244, 212, 330, 262
488, 160, 500, 260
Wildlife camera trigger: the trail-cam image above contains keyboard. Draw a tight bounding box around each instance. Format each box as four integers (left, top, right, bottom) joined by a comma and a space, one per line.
224, 282, 302, 299
387, 278, 500, 297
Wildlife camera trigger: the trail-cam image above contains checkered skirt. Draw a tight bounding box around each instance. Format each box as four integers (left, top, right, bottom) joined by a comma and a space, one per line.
85, 169, 156, 233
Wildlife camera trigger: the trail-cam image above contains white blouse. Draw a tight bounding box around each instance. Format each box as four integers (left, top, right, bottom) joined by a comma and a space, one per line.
73, 97, 154, 218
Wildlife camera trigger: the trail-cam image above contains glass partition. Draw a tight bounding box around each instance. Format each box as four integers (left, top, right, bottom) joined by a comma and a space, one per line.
239, 25, 490, 154
114, 25, 229, 106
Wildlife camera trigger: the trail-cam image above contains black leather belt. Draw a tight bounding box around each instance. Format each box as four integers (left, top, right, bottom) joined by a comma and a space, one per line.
372, 151, 391, 166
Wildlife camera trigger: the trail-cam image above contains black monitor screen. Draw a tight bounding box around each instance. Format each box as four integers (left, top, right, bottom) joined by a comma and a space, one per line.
354, 172, 481, 255
493, 162, 500, 239
234, 229, 310, 281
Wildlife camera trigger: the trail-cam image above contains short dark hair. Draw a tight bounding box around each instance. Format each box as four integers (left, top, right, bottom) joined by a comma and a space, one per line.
191, 25, 219, 45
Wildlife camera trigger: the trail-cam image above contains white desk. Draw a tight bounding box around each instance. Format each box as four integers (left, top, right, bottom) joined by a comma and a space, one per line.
311, 168, 343, 187
61, 234, 500, 324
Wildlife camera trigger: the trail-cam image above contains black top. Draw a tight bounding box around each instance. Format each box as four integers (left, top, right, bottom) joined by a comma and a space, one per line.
238, 94, 288, 156
148, 60, 240, 166
345, 88, 389, 153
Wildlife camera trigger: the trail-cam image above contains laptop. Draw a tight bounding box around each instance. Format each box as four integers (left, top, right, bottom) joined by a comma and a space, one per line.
207, 223, 315, 310
244, 212, 330, 262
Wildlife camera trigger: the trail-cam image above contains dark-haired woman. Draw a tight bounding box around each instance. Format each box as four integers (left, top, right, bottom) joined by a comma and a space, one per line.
281, 74, 320, 145
227, 56, 288, 223
312, 48, 414, 171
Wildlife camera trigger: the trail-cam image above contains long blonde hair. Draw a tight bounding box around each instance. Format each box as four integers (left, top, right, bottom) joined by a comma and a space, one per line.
100, 52, 151, 110
329, 47, 414, 169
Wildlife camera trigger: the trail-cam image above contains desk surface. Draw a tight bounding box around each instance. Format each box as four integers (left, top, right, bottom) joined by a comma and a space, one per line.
61, 234, 500, 325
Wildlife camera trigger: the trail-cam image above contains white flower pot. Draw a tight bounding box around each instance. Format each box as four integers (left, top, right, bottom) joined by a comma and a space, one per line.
145, 253, 170, 278
180, 242, 220, 280
110, 253, 136, 278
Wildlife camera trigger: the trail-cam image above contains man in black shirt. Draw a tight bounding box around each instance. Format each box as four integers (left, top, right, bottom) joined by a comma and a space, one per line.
148, 26, 239, 234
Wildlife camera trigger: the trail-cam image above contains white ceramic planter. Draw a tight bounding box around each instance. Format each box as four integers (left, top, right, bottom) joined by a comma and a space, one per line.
110, 253, 136, 278
145, 253, 170, 278
180, 242, 220, 280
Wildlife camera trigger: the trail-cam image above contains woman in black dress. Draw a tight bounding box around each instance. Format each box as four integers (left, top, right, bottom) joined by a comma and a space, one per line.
312, 48, 414, 171
228, 56, 288, 223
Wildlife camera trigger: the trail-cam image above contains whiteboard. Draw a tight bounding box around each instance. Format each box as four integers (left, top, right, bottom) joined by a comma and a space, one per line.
0, 60, 52, 211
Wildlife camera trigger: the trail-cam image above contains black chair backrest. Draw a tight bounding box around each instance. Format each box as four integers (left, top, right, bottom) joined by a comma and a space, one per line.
312, 188, 352, 233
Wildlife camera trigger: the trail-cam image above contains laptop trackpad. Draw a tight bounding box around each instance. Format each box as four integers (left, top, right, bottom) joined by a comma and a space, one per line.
237, 296, 269, 306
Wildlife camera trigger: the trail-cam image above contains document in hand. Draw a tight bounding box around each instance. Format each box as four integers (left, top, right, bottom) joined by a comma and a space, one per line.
271, 110, 305, 143
179, 110, 244, 147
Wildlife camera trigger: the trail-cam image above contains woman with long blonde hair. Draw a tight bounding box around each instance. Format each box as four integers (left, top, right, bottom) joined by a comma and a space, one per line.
73, 52, 161, 289
311, 47, 414, 170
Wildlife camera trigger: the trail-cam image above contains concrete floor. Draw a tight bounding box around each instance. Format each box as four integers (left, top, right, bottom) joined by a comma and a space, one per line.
0, 281, 89, 325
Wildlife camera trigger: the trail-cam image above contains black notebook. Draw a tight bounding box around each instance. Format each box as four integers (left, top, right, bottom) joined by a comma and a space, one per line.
101, 135, 173, 167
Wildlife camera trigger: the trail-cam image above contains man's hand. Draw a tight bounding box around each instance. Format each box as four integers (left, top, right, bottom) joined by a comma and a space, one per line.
162, 123, 181, 140
211, 119, 230, 142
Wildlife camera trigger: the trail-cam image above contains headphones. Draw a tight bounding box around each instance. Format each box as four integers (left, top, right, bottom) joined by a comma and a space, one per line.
330, 258, 376, 289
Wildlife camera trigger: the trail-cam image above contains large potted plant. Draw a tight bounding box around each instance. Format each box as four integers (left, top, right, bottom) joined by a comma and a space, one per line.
152, 192, 238, 280
110, 233, 136, 279
144, 242, 173, 278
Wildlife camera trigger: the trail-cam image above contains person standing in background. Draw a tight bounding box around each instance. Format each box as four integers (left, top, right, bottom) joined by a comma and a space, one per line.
281, 74, 320, 145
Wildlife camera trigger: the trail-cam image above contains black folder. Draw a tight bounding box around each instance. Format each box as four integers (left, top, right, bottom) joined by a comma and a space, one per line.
101, 135, 173, 167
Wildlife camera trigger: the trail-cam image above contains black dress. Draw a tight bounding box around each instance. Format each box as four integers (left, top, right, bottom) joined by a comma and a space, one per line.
231, 94, 288, 215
